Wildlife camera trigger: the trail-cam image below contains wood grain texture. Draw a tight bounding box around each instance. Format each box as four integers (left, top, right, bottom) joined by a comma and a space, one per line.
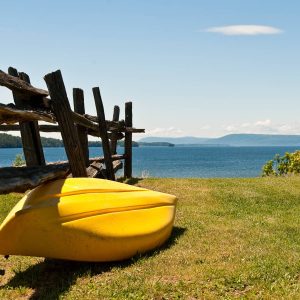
110, 105, 120, 154
0, 69, 48, 96
0, 104, 55, 125
8, 68, 46, 166
86, 161, 105, 178
92, 87, 115, 180
124, 102, 132, 178
73, 88, 89, 166
0, 163, 70, 194
44, 70, 87, 177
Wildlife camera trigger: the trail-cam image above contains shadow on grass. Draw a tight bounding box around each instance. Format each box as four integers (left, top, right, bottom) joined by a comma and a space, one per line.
2, 226, 186, 300
153, 226, 186, 253
117, 177, 144, 185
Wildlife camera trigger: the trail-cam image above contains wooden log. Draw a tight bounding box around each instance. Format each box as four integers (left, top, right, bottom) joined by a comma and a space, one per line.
72, 113, 144, 133
30, 119, 46, 166
0, 99, 52, 111
86, 161, 105, 178
124, 102, 132, 178
0, 104, 55, 125
52, 154, 125, 165
113, 160, 123, 173
112, 106, 120, 123
83, 114, 103, 123
92, 87, 115, 180
73, 112, 123, 131
72, 113, 122, 136
108, 131, 124, 140
42, 97, 52, 109
0, 163, 70, 194
110, 105, 120, 154
19, 72, 30, 83
15, 71, 45, 167
73, 88, 89, 166
8, 68, 46, 166
38, 124, 104, 137
108, 120, 124, 129
36, 125, 60, 132
0, 69, 48, 97
0, 124, 59, 132
124, 127, 145, 133
74, 114, 144, 133
72, 111, 98, 132
99, 160, 123, 179
0, 124, 144, 134
84, 114, 125, 128
44, 70, 87, 177
86, 154, 126, 164
0, 154, 125, 194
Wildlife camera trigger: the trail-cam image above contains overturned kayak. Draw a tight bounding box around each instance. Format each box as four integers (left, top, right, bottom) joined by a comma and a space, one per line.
0, 178, 177, 262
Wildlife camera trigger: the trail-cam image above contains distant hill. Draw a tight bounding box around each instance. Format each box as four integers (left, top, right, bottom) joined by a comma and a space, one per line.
211, 134, 300, 146
139, 134, 300, 146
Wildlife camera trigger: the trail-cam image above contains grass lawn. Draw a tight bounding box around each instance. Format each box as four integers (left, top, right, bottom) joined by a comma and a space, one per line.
1, 177, 300, 299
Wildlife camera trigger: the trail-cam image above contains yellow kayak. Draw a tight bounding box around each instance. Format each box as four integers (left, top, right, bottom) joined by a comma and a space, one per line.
0, 178, 177, 262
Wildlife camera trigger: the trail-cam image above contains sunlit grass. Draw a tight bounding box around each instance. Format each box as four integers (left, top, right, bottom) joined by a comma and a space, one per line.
1, 177, 300, 299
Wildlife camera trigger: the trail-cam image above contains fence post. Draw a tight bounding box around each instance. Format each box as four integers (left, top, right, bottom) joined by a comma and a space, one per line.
8, 67, 45, 166
110, 105, 120, 155
92, 87, 115, 180
124, 102, 132, 178
73, 88, 89, 167
44, 70, 87, 177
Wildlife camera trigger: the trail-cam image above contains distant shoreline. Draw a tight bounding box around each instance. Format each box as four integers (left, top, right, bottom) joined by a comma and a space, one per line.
1, 145, 300, 149
1, 132, 300, 148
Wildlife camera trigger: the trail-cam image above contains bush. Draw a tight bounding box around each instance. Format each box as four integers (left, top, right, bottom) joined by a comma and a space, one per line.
262, 150, 300, 176
12, 154, 26, 167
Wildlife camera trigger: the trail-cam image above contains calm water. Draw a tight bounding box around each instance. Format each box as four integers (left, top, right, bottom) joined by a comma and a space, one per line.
0, 146, 299, 178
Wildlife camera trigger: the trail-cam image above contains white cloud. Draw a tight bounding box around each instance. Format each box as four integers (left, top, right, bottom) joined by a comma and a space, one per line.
142, 127, 184, 137
254, 119, 272, 126
224, 120, 300, 135
205, 25, 283, 36
241, 122, 251, 128
225, 125, 237, 132
200, 125, 211, 130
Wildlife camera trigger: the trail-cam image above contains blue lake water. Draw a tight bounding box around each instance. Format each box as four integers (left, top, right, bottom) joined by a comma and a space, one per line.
0, 146, 299, 178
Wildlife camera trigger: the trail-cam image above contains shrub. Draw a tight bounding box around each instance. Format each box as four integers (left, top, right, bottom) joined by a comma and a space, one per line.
262, 150, 300, 176
12, 154, 26, 167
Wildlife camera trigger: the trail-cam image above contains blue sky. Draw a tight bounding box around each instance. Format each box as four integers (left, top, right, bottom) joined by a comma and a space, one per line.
1, 0, 300, 138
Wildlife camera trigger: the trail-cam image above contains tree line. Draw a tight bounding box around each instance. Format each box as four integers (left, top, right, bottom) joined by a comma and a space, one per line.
0, 133, 174, 148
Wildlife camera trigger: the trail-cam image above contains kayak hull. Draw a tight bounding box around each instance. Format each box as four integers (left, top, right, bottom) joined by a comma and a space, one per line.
0, 178, 177, 262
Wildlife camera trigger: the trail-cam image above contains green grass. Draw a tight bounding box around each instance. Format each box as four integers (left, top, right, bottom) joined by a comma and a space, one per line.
1, 177, 300, 299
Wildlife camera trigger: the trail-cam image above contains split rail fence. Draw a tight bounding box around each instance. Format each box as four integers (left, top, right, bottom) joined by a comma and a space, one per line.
0, 67, 144, 194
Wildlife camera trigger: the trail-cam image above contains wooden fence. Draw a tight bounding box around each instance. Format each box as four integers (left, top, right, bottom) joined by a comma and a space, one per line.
0, 67, 144, 194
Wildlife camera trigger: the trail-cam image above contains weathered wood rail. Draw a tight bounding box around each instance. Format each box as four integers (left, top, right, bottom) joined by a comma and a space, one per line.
0, 67, 144, 194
